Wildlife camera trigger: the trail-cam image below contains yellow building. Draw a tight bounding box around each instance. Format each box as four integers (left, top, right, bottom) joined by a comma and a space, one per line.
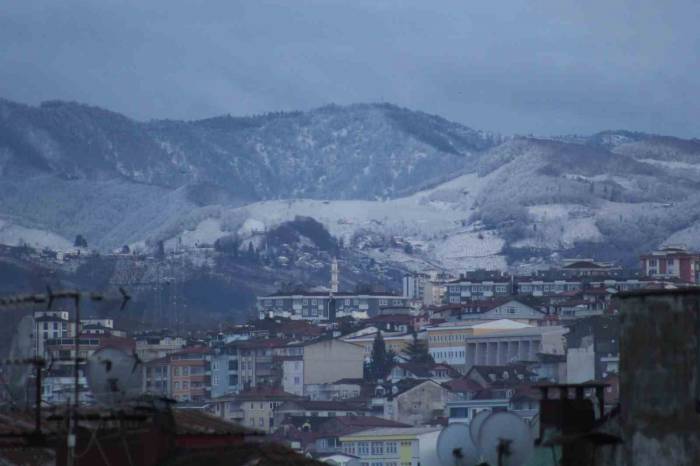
427, 319, 533, 370
342, 331, 415, 360
339, 426, 440, 466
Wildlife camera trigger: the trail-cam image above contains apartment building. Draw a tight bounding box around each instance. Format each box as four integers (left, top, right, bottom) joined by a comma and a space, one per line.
640, 246, 700, 283
169, 347, 211, 402
257, 292, 411, 322
340, 427, 441, 466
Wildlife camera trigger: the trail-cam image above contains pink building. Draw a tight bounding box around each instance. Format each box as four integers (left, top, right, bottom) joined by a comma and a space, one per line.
640, 246, 700, 283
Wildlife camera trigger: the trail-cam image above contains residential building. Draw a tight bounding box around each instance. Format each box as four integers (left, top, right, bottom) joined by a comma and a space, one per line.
33, 310, 71, 359
382, 379, 455, 426
342, 331, 415, 361
640, 245, 700, 283
339, 426, 441, 466
43, 334, 134, 405
209, 344, 240, 397
134, 333, 187, 362
170, 347, 211, 402
515, 276, 583, 297
234, 339, 291, 389
565, 315, 619, 383
274, 400, 371, 427
230, 387, 302, 433
445, 275, 512, 303
446, 394, 510, 424
314, 416, 410, 457
558, 259, 623, 277
401, 273, 427, 301
430, 298, 547, 325
304, 379, 364, 401
446, 385, 539, 424
387, 362, 460, 384
281, 356, 304, 396
257, 292, 411, 322
303, 339, 366, 388
143, 356, 171, 397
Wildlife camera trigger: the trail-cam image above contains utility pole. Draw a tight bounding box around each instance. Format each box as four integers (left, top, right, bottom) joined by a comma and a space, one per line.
67, 294, 80, 466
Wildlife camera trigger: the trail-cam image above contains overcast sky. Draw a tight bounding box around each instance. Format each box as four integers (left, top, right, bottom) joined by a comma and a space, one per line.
1, 0, 698, 137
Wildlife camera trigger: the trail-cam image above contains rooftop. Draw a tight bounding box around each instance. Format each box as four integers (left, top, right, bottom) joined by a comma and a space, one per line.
340, 426, 441, 438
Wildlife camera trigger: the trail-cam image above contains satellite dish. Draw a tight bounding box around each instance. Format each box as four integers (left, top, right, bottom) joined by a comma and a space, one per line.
469, 409, 492, 444
436, 423, 479, 466
477, 412, 534, 466
86, 347, 143, 407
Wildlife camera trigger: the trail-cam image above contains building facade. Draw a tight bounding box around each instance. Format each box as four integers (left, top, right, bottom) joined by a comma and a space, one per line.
463, 326, 567, 371
640, 246, 700, 283
257, 292, 411, 321
339, 427, 441, 466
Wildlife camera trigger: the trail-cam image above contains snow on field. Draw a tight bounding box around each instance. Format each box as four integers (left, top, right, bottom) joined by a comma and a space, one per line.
164, 218, 225, 249
431, 230, 507, 271
151, 171, 502, 272
514, 204, 602, 249
0, 218, 73, 251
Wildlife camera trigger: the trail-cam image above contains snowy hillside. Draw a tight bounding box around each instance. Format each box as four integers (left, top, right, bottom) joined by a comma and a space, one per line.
2, 96, 700, 270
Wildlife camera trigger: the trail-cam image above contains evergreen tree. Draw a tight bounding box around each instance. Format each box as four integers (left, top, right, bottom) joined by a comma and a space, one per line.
402, 333, 434, 365
74, 234, 88, 248
367, 332, 396, 381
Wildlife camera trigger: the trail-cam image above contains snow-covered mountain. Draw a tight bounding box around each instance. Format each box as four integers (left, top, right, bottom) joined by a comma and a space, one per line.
2, 97, 700, 270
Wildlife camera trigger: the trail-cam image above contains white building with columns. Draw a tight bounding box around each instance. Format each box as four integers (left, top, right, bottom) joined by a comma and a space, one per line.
463, 326, 567, 372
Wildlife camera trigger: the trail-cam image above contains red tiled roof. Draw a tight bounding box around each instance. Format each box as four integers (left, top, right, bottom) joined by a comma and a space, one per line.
443, 377, 483, 394
170, 346, 210, 356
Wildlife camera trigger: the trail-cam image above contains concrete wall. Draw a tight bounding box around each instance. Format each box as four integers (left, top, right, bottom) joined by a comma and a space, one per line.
394, 382, 453, 425
615, 290, 700, 466
566, 346, 595, 383
303, 339, 365, 385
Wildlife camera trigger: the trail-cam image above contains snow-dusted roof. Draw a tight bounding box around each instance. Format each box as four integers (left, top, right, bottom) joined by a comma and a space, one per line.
470, 319, 533, 330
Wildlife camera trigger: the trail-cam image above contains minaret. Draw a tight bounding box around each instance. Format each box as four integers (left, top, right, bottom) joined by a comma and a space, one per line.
330, 258, 339, 293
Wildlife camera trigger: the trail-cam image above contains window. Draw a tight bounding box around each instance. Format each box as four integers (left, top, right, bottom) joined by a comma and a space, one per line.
294, 376, 300, 385
386, 442, 397, 454
358, 441, 369, 455
371, 442, 383, 455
